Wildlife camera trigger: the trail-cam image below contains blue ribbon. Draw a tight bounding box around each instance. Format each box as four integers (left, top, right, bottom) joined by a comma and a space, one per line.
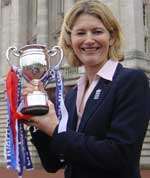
5, 67, 33, 178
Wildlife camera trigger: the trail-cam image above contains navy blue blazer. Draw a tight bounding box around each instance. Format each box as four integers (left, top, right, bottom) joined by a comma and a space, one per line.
31, 63, 150, 178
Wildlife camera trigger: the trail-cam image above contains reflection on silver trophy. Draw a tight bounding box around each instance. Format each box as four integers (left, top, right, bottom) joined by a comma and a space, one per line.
6, 44, 63, 115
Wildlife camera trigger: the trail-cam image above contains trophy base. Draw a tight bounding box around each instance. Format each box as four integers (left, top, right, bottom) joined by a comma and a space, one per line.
21, 105, 49, 116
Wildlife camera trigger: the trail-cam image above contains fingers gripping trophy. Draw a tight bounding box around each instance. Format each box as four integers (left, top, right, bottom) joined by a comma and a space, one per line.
6, 44, 63, 116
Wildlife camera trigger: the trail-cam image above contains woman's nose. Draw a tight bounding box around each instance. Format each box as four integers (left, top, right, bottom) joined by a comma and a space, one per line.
84, 32, 95, 44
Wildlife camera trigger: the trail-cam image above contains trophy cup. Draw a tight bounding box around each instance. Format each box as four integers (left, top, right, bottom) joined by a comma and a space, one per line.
6, 44, 63, 116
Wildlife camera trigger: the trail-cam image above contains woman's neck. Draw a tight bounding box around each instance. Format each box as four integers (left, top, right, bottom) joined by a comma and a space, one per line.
85, 65, 100, 85
84, 60, 108, 85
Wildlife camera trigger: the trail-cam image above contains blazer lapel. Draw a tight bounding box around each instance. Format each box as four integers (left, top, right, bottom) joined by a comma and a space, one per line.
65, 88, 78, 131
78, 78, 112, 132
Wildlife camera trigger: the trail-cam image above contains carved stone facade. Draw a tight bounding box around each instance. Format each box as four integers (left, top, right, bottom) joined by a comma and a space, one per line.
0, 0, 150, 168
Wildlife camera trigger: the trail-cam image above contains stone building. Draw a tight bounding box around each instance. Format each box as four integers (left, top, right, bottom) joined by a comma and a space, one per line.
0, 0, 150, 169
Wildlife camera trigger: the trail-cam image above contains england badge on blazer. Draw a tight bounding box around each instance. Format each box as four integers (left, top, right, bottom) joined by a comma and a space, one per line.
93, 89, 102, 100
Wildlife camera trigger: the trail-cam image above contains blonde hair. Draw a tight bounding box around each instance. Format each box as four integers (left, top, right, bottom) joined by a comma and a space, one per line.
58, 0, 124, 66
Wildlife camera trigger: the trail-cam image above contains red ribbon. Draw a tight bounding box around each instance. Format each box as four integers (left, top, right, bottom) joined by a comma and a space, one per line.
6, 68, 31, 120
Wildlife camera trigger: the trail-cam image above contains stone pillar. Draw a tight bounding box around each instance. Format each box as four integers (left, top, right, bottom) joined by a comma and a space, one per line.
48, 0, 70, 46
18, 0, 28, 46
119, 0, 150, 74
48, 0, 58, 46
1, 0, 15, 77
144, 2, 150, 56
37, 0, 49, 45
10, 0, 20, 46
102, 0, 120, 20
0, 0, 2, 78
120, 0, 145, 52
64, 0, 74, 13
27, 0, 37, 44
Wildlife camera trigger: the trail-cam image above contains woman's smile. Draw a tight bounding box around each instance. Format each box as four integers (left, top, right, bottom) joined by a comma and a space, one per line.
81, 46, 100, 53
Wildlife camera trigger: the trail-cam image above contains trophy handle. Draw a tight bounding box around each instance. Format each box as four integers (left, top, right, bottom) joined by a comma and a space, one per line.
6, 46, 20, 66
48, 46, 63, 70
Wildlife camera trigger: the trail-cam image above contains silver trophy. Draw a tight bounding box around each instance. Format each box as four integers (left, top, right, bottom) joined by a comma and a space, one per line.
6, 44, 63, 115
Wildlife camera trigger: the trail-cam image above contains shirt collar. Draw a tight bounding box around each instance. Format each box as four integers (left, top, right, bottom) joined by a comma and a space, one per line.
77, 59, 119, 86
97, 59, 118, 81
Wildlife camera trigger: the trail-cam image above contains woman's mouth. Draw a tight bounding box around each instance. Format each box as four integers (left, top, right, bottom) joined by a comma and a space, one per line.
81, 47, 100, 53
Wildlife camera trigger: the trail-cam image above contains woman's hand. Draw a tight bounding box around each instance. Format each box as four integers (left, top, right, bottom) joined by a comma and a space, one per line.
25, 100, 59, 136
22, 82, 59, 136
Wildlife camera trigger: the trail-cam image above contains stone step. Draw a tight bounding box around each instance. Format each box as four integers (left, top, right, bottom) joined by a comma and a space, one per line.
0, 103, 7, 108
0, 109, 8, 115
0, 140, 10, 145
0, 121, 6, 125
143, 136, 150, 143
146, 130, 150, 136
0, 159, 6, 164
142, 143, 150, 149
0, 91, 5, 95
0, 119, 7, 124
0, 94, 5, 97
0, 101, 7, 105
140, 156, 150, 166
0, 131, 6, 135
141, 150, 150, 156
0, 116, 8, 120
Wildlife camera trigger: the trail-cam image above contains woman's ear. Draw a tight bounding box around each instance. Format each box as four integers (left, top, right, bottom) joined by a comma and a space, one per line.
109, 31, 115, 46
109, 38, 115, 46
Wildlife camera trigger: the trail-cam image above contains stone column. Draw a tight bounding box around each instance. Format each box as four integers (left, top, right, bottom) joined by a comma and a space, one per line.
64, 0, 74, 13
10, 0, 20, 46
1, 0, 16, 77
37, 0, 49, 45
120, 0, 144, 52
0, 0, 2, 78
120, 0, 150, 73
48, 0, 72, 46
102, 0, 120, 20
145, 2, 150, 56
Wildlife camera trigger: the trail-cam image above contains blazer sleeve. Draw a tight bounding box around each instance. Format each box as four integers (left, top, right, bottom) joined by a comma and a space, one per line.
30, 126, 64, 172
48, 69, 150, 173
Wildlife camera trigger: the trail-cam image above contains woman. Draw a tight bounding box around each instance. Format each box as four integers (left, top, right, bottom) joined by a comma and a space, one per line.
24, 1, 150, 178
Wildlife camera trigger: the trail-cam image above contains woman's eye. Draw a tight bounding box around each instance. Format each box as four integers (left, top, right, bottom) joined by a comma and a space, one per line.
93, 30, 103, 35
76, 32, 85, 36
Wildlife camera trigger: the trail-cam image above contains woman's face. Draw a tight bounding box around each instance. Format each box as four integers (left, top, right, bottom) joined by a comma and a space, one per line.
71, 14, 114, 68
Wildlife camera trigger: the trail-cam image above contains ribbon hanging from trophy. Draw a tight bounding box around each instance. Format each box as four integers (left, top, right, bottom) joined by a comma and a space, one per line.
5, 66, 33, 178
54, 69, 68, 133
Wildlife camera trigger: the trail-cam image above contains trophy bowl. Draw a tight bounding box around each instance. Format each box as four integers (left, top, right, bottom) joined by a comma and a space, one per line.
6, 44, 63, 116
